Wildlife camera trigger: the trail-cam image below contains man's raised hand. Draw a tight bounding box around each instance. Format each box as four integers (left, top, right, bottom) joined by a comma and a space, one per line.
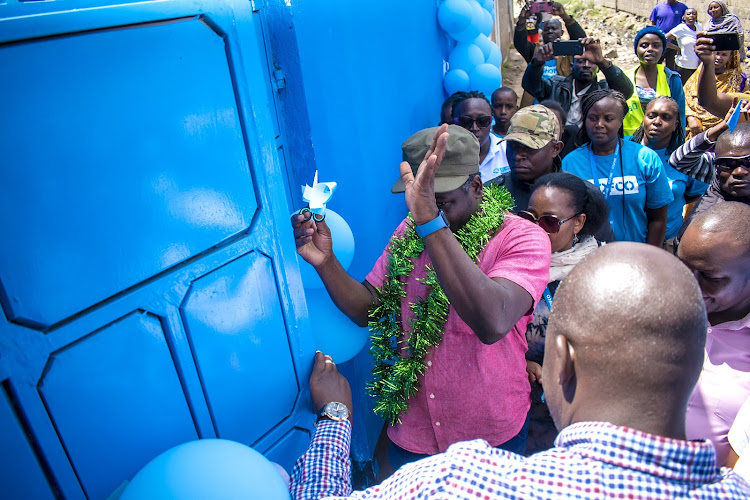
535, 42, 555, 63
398, 124, 449, 225
579, 38, 605, 65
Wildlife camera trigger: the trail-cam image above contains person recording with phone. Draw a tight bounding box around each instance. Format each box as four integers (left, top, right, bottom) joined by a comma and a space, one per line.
521, 38, 634, 129
691, 33, 749, 122
704, 1, 745, 62
514, 2, 587, 107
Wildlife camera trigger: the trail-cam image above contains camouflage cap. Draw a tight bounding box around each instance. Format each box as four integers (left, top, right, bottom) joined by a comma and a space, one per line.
392, 125, 480, 194
503, 105, 561, 149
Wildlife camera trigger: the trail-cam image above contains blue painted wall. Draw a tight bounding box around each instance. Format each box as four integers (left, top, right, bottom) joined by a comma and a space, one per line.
287, 0, 449, 467
0, 0, 448, 495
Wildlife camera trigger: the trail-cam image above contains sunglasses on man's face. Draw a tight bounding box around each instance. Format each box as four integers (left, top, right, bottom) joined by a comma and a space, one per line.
517, 210, 581, 234
454, 115, 492, 129
714, 155, 750, 173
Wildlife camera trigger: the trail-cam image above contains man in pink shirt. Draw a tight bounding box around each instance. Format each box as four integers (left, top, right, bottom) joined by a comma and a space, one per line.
291, 124, 550, 468
678, 201, 750, 465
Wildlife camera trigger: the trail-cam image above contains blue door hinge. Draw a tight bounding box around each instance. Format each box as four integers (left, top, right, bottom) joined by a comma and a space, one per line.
272, 69, 286, 91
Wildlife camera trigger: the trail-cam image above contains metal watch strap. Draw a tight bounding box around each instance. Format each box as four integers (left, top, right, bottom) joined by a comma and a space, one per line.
415, 210, 449, 238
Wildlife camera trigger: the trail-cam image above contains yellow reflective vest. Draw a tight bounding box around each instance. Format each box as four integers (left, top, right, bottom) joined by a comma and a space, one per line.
623, 65, 671, 137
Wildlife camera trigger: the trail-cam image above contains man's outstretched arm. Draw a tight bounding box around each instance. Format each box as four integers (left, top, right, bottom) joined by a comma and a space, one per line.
292, 213, 378, 326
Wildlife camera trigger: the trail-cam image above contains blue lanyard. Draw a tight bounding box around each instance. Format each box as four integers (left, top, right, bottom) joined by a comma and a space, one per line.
543, 286, 553, 310
589, 141, 620, 201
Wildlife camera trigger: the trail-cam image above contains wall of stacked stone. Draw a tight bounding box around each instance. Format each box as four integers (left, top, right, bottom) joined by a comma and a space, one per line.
593, 0, 750, 34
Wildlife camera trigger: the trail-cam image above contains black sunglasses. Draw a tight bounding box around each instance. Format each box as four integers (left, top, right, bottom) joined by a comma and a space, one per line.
517, 210, 581, 234
714, 155, 750, 173
454, 115, 492, 129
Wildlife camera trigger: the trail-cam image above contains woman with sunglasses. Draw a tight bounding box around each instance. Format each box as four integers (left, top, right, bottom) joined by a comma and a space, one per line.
563, 89, 673, 245
517, 172, 608, 454
452, 91, 509, 183
628, 97, 709, 253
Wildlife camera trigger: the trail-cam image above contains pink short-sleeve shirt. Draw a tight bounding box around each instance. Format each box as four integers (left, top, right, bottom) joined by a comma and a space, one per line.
366, 214, 551, 454
686, 313, 750, 465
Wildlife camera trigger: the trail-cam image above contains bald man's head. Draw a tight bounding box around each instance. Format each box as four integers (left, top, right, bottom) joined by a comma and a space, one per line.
543, 243, 706, 433
716, 123, 750, 157
678, 202, 750, 324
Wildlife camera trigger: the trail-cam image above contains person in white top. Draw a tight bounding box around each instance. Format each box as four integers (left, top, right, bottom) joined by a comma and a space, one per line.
667, 8, 702, 84
728, 397, 750, 482
452, 91, 510, 183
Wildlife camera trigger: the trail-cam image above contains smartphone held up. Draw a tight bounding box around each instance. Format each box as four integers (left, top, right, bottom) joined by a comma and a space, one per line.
552, 40, 584, 56
530, 1, 553, 14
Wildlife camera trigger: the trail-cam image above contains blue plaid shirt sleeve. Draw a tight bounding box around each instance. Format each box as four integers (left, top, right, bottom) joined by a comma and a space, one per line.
290, 420, 353, 499
290, 421, 750, 499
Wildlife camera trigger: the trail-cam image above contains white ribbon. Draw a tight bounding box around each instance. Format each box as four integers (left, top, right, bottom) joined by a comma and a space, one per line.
301, 170, 337, 216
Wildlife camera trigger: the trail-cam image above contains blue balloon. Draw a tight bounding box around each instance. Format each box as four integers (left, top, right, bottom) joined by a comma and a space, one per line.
121, 439, 289, 500
447, 0, 483, 42
448, 43, 484, 73
470, 63, 503, 99
443, 69, 471, 95
306, 290, 369, 363
473, 34, 494, 62
486, 41, 502, 67
295, 209, 355, 290
437, 0, 472, 34
477, 7, 493, 36
481, 0, 495, 13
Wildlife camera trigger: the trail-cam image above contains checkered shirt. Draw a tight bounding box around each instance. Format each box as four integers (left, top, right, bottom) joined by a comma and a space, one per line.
290, 420, 750, 499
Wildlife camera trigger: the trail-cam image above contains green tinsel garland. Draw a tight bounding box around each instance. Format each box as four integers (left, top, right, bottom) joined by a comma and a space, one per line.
367, 185, 513, 424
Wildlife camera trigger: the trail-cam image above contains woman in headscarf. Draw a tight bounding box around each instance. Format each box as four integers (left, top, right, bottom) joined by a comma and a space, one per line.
705, 1, 745, 62
688, 35, 750, 121
623, 26, 686, 136
685, 48, 747, 139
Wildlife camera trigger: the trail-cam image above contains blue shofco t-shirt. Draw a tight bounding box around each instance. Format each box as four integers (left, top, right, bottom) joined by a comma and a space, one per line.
542, 59, 557, 80
562, 139, 674, 242
649, 1, 688, 33
648, 145, 709, 239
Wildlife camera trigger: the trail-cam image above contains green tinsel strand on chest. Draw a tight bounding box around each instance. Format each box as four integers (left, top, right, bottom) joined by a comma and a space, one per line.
367, 185, 513, 424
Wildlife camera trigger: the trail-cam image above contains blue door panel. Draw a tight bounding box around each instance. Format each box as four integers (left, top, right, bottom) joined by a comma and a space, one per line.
263, 427, 312, 473
181, 251, 298, 445
0, 17, 257, 329
0, 1, 318, 496
38, 311, 198, 499
0, 384, 56, 500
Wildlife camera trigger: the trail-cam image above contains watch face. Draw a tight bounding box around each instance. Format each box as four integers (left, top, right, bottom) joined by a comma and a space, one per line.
325, 402, 349, 420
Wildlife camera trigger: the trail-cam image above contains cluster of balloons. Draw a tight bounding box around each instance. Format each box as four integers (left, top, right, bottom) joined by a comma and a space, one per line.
439, 0, 503, 98
121, 439, 290, 499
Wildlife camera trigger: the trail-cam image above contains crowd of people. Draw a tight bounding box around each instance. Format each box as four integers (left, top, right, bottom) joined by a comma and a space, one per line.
285, 2, 750, 498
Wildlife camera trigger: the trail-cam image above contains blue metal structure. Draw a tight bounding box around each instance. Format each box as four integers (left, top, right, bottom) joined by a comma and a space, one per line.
0, 0, 447, 497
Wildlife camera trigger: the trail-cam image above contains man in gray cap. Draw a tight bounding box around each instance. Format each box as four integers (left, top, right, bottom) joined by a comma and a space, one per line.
291, 124, 551, 470
489, 104, 563, 212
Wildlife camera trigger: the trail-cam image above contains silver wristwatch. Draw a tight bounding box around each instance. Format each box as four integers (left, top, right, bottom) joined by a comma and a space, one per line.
316, 402, 350, 424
